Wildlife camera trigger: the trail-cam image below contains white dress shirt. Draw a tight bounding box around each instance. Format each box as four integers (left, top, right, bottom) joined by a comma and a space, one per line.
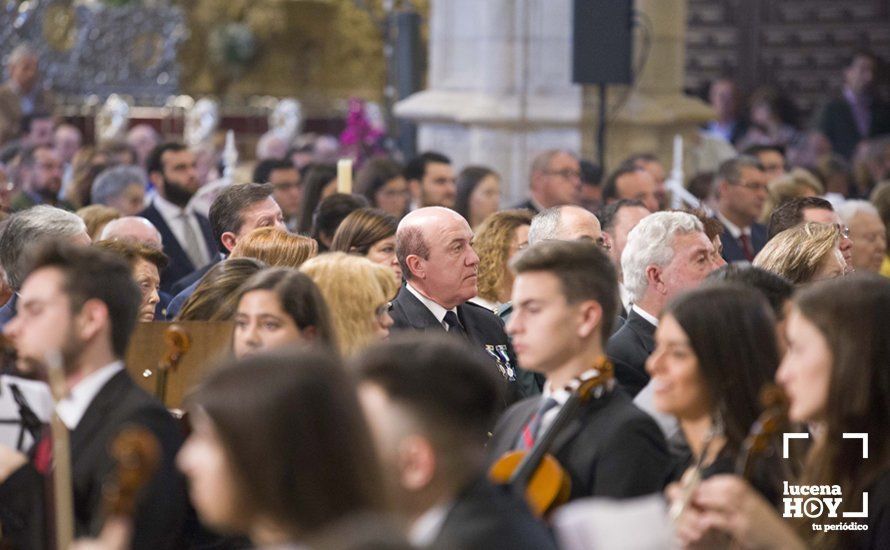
56, 362, 124, 430
716, 212, 750, 240
631, 304, 659, 328
409, 502, 453, 547
152, 194, 211, 265
406, 283, 458, 331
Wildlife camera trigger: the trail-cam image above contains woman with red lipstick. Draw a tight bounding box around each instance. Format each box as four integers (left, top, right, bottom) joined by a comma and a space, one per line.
647, 284, 784, 506
671, 274, 890, 550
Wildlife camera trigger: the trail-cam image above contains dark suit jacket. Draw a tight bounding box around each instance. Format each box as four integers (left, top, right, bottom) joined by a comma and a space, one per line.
432, 476, 557, 550
606, 308, 656, 397
170, 262, 215, 296
511, 198, 541, 215
389, 286, 540, 403
0, 370, 188, 549
717, 220, 768, 264
815, 95, 890, 160
139, 202, 217, 292
487, 388, 669, 501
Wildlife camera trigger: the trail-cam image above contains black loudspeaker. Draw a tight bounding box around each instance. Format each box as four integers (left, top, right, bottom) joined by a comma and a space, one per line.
572, 0, 634, 85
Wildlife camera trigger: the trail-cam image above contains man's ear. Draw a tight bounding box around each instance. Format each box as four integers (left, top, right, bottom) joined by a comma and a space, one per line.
75, 298, 110, 343
405, 254, 425, 280
646, 265, 666, 295
576, 300, 603, 339
397, 435, 437, 491
220, 232, 237, 252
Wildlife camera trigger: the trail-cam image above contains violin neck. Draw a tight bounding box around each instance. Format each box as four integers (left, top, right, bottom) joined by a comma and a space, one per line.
50, 412, 74, 550
510, 394, 581, 489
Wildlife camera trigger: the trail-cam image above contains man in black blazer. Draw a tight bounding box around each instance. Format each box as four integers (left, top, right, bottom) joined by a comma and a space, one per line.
0, 242, 187, 549
356, 335, 557, 550
815, 51, 890, 160
391, 206, 538, 400
488, 241, 669, 501
713, 156, 769, 264
165, 182, 288, 318
512, 149, 582, 214
139, 142, 217, 292
607, 212, 720, 397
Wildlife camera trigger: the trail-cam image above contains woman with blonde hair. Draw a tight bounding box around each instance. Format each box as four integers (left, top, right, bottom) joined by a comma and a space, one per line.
330, 207, 401, 282
470, 209, 533, 311
300, 252, 397, 356
760, 168, 824, 223
753, 222, 844, 284
230, 226, 318, 268
77, 204, 120, 241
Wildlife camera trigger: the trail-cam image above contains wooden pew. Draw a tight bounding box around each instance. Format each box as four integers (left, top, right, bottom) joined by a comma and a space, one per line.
125, 321, 234, 409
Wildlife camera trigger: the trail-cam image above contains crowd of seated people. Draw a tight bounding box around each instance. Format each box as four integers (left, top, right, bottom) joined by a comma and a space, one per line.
0, 41, 889, 550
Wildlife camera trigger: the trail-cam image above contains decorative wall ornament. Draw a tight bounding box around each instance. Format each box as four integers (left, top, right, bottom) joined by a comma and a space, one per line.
268, 98, 303, 144
0, 0, 187, 105
95, 92, 129, 143
184, 97, 220, 148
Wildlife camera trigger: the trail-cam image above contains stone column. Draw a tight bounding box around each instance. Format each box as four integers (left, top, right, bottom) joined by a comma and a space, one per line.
395, 0, 712, 205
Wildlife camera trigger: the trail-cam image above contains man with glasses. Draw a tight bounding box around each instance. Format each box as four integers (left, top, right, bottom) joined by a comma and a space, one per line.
714, 156, 769, 263
515, 150, 581, 214
253, 158, 302, 232
767, 196, 854, 272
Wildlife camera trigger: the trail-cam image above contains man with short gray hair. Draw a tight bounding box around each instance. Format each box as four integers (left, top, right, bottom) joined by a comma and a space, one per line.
528, 204, 604, 246
0, 205, 90, 326
91, 165, 148, 217
514, 150, 581, 214
606, 211, 719, 396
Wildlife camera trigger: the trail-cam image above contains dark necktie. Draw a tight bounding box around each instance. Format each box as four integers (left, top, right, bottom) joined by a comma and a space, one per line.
443, 310, 467, 338
739, 233, 754, 262
517, 397, 559, 450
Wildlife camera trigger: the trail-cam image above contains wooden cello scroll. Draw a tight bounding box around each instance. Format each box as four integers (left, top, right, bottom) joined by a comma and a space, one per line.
45, 350, 74, 550
489, 359, 615, 517
154, 325, 191, 406
101, 427, 161, 520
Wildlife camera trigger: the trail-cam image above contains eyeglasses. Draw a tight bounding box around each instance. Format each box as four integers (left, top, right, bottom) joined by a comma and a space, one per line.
544, 169, 581, 180
728, 181, 769, 193
375, 302, 393, 319
271, 182, 301, 192
835, 223, 850, 239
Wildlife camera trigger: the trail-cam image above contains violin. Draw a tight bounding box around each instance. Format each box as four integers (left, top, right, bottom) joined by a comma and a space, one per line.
488, 359, 614, 517
101, 427, 162, 523
735, 384, 789, 477
153, 325, 191, 406
670, 384, 789, 522
45, 350, 75, 550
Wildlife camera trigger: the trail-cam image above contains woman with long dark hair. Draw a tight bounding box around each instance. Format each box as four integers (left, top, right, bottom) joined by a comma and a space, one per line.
674, 274, 890, 549
177, 348, 388, 547
232, 268, 335, 358
454, 166, 501, 230
648, 284, 783, 500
